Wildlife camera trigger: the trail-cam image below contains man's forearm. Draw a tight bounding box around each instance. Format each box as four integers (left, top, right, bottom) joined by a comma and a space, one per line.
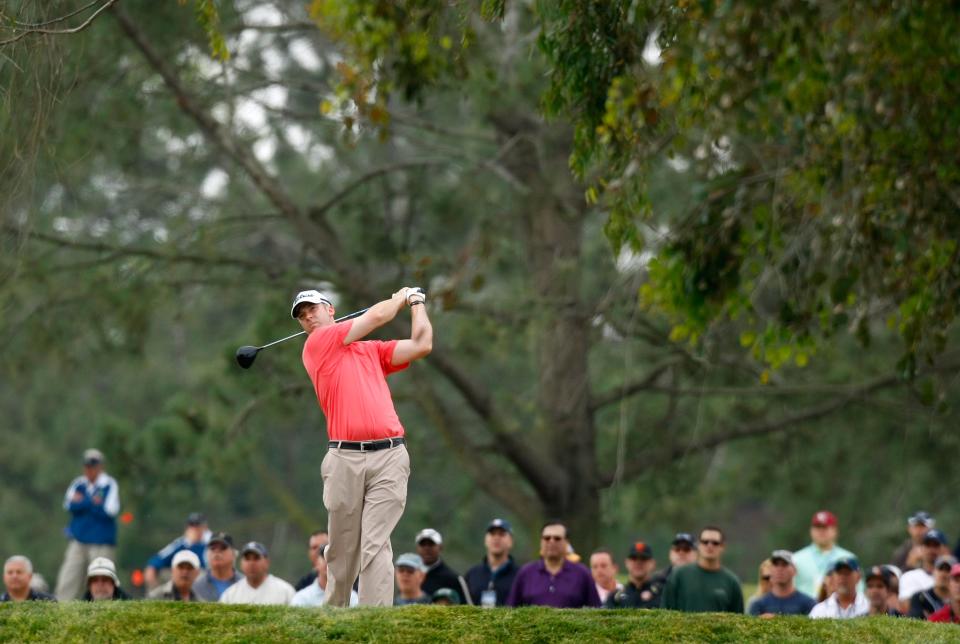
409, 305, 433, 350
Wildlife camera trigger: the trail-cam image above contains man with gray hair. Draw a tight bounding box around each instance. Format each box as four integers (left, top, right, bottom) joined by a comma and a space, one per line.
55, 448, 121, 600
2, 556, 56, 602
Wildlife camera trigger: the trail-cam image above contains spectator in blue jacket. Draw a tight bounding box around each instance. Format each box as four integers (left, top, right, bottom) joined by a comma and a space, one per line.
54, 449, 121, 600
144, 512, 211, 590
464, 519, 519, 607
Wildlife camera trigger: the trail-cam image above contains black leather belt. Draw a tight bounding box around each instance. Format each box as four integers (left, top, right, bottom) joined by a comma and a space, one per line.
328, 437, 405, 452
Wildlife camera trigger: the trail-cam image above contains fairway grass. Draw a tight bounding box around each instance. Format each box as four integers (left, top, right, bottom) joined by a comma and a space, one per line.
0, 603, 955, 643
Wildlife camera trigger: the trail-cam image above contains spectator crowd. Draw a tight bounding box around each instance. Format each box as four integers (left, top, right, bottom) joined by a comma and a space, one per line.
4, 449, 960, 626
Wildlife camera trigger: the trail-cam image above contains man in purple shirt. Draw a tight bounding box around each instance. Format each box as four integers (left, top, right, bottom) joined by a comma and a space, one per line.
506, 521, 601, 608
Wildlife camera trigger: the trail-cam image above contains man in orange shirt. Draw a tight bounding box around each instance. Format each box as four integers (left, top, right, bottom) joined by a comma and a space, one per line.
292, 286, 432, 607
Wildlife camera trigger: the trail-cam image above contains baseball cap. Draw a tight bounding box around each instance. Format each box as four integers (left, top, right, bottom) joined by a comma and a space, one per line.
172, 550, 201, 569
770, 550, 794, 566
415, 528, 442, 545
83, 448, 105, 466
831, 557, 860, 573
924, 529, 948, 545
87, 557, 120, 585
865, 565, 893, 588
627, 541, 653, 560
186, 512, 207, 526
395, 552, 426, 572
951, 563, 960, 578
241, 541, 269, 557
672, 533, 695, 547
935, 555, 958, 570
431, 587, 461, 604
290, 290, 332, 319
908, 511, 935, 527
208, 532, 234, 549
811, 511, 838, 527
486, 518, 512, 534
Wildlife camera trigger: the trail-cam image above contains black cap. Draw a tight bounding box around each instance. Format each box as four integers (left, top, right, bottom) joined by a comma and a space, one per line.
832, 557, 860, 573
627, 541, 653, 560
207, 532, 234, 548
672, 533, 695, 547
186, 512, 207, 526
486, 518, 512, 534
865, 565, 892, 588
924, 529, 948, 545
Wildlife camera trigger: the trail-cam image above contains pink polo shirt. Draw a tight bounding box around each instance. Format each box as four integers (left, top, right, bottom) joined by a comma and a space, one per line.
302, 320, 409, 441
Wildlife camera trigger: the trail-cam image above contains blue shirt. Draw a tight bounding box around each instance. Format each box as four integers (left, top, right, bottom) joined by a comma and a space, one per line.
792, 543, 859, 597
147, 532, 210, 570
506, 560, 601, 608
63, 473, 120, 545
749, 590, 817, 616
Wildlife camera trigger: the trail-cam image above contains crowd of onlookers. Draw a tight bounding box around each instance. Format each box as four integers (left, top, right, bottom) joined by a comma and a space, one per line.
3, 449, 960, 625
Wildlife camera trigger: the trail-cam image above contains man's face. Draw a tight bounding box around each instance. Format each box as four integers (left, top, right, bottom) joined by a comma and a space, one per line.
669, 542, 697, 566
296, 303, 335, 333
395, 566, 424, 593
313, 552, 328, 578
698, 530, 724, 563
185, 525, 205, 543
909, 522, 930, 541
308, 534, 328, 565
539, 525, 567, 560
589, 553, 617, 587
923, 540, 943, 564
865, 578, 888, 608
934, 564, 952, 588
835, 568, 859, 596
769, 559, 794, 585
484, 529, 513, 557
3, 561, 30, 595
241, 552, 269, 584
417, 540, 441, 566
207, 543, 235, 570
624, 557, 654, 582
88, 576, 115, 600
83, 463, 102, 481
172, 562, 199, 588
810, 525, 837, 548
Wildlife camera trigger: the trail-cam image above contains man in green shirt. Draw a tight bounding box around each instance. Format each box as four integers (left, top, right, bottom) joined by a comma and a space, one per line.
661, 526, 744, 613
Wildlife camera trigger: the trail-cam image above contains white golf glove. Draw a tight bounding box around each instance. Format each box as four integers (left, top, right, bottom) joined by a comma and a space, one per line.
406, 287, 426, 305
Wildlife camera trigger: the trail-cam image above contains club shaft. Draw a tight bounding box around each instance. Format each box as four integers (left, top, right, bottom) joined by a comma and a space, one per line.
258, 307, 369, 351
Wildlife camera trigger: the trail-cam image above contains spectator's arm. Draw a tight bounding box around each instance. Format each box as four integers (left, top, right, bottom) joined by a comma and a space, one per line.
732, 581, 744, 613
585, 574, 602, 608
907, 594, 926, 619
103, 480, 120, 517
505, 572, 523, 607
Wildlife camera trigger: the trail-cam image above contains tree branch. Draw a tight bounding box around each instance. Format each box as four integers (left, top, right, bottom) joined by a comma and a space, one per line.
589, 356, 685, 412
0, 0, 120, 46
602, 361, 960, 486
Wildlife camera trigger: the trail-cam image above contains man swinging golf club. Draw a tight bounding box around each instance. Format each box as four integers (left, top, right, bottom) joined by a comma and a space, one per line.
292, 286, 432, 607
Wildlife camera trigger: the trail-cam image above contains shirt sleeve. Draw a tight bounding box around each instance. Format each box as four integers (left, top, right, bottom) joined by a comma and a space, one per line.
103, 477, 120, 517
376, 340, 409, 375
584, 569, 602, 607
505, 569, 523, 607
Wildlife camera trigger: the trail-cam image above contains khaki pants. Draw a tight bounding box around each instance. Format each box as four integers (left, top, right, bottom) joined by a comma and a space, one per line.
322, 444, 409, 607
55, 540, 116, 600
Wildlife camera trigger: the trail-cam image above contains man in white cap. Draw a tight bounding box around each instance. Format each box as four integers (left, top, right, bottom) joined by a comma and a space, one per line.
219, 542, 295, 605
82, 557, 130, 601
55, 448, 122, 600
292, 286, 432, 607
148, 550, 202, 601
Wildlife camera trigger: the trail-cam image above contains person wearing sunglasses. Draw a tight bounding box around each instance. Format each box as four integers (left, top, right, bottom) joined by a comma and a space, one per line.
661, 526, 743, 613
506, 521, 600, 608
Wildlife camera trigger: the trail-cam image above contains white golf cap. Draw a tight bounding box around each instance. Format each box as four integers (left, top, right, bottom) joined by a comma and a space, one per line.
415, 528, 442, 545
291, 290, 332, 319
86, 557, 120, 585
83, 448, 105, 465
172, 549, 201, 569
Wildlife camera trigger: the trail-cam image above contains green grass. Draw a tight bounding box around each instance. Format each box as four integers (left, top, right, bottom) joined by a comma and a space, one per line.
0, 603, 955, 643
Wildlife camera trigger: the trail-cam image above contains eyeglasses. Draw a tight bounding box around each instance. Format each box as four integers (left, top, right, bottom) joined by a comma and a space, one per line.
541, 535, 565, 542
700, 539, 722, 546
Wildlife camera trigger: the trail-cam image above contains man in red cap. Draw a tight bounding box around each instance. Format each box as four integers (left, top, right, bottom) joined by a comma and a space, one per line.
792, 510, 859, 598
928, 563, 960, 623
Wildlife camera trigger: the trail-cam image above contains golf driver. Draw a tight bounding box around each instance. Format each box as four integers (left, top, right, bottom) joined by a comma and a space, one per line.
235, 307, 368, 369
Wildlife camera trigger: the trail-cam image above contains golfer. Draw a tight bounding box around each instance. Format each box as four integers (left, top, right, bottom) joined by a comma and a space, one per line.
292, 286, 432, 607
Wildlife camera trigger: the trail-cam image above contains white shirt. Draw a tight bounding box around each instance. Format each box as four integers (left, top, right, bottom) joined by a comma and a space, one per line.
898, 568, 934, 601
219, 574, 295, 605
809, 592, 870, 618
595, 582, 623, 604
290, 580, 359, 607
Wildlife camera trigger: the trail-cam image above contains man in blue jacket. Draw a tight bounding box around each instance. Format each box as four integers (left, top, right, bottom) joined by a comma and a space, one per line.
464, 519, 519, 607
54, 449, 121, 600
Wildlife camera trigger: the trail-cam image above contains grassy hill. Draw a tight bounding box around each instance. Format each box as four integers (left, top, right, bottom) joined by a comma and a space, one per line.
0, 603, 956, 642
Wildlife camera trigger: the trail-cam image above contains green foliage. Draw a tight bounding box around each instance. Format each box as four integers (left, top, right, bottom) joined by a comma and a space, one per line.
0, 603, 956, 642
188, 0, 230, 61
